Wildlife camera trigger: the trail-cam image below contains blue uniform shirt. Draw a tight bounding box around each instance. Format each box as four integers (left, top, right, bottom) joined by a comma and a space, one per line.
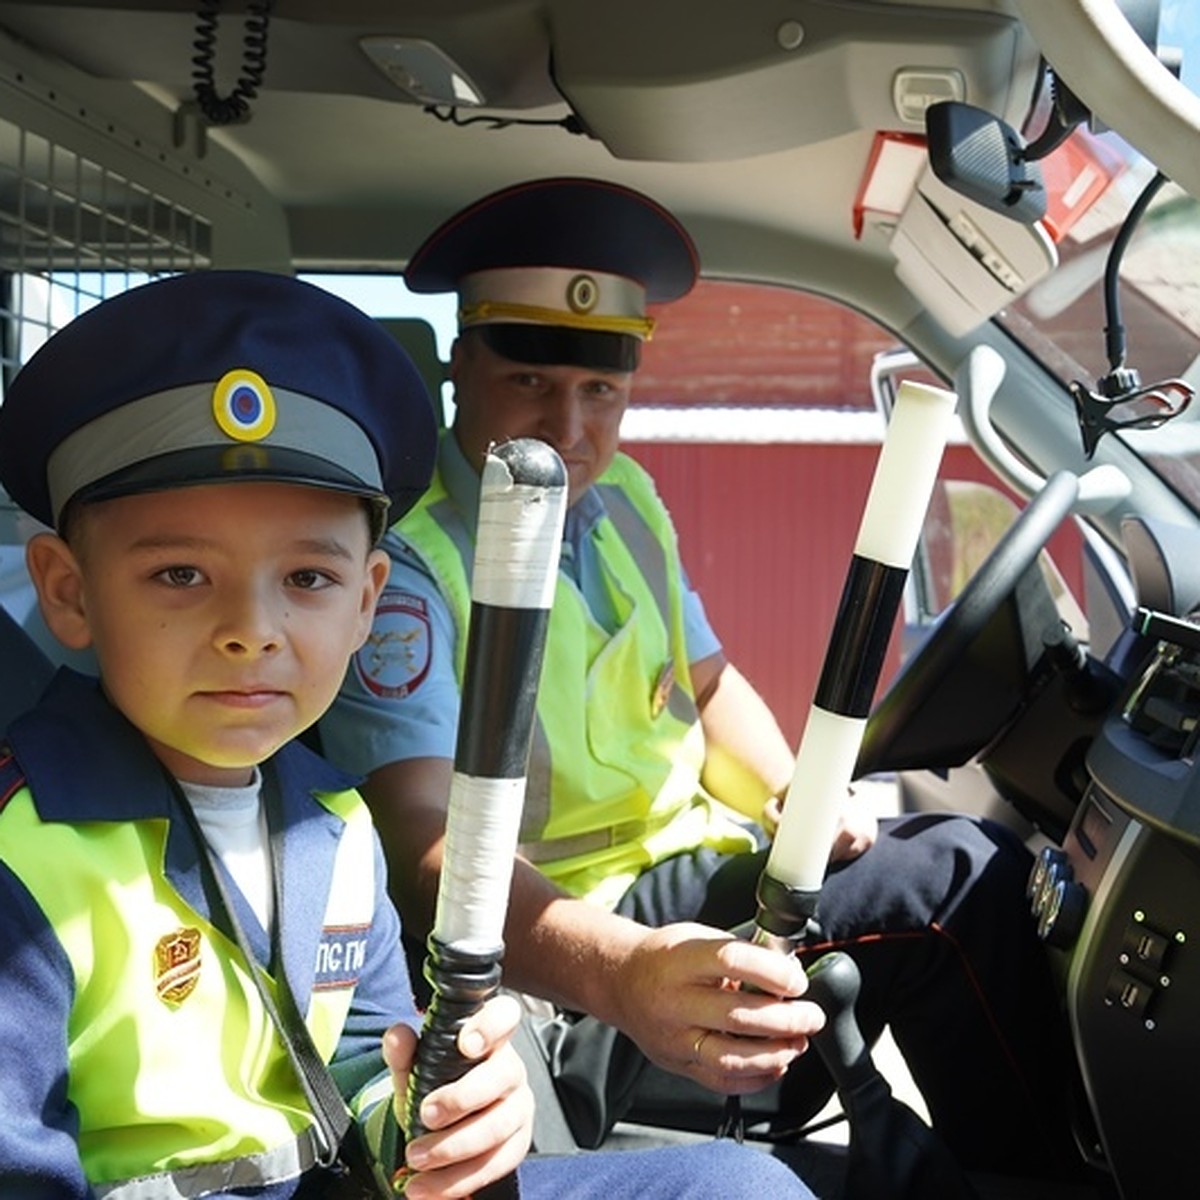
321, 433, 721, 776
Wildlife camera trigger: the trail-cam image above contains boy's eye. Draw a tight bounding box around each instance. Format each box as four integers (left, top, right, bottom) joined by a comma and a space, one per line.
288, 568, 334, 590
156, 565, 204, 588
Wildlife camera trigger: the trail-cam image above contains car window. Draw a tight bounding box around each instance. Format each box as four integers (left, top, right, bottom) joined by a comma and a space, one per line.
872, 354, 1089, 652
996, 3, 1200, 514
921, 478, 1087, 634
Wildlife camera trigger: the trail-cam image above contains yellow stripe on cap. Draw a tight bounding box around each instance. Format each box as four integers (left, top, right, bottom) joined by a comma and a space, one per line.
457, 267, 656, 339
459, 301, 656, 339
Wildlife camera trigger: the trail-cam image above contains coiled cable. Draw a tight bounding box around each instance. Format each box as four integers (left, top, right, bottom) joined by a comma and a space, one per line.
192, 0, 273, 126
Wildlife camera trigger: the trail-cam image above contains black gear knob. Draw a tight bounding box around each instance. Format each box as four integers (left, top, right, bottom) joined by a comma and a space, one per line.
803, 950, 978, 1199
805, 950, 874, 1090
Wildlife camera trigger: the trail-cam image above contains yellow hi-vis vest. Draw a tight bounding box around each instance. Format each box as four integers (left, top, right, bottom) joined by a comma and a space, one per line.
0, 777, 380, 1197
398, 450, 757, 909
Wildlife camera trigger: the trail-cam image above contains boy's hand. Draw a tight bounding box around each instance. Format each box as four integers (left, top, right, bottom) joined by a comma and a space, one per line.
384, 993, 533, 1199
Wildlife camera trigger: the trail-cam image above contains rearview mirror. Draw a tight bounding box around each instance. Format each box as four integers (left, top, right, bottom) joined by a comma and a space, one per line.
925, 100, 1046, 225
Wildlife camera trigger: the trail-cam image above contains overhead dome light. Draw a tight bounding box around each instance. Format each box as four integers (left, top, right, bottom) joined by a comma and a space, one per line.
892, 67, 965, 126
360, 37, 485, 106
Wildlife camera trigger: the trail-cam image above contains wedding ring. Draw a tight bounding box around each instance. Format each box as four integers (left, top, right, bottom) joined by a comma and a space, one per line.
691, 1029, 711, 1063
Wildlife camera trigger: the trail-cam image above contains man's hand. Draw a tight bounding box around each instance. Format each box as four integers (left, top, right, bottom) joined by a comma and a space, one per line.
762, 789, 879, 863
606, 922, 825, 1095
385, 993, 533, 1199
826, 803, 878, 862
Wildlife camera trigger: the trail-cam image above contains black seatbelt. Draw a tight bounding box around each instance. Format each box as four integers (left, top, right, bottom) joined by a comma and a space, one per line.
169, 769, 390, 1198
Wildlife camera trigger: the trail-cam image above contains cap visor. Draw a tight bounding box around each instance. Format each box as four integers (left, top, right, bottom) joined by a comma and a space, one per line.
72, 445, 388, 511
479, 324, 640, 371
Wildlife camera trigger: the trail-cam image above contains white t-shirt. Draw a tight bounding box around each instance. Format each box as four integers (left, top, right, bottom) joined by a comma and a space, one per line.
178, 768, 274, 933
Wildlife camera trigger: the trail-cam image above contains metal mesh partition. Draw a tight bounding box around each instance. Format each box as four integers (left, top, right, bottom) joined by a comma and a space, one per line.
0, 116, 212, 391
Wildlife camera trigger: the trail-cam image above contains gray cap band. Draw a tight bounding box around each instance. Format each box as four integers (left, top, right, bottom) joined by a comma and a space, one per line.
47, 381, 382, 526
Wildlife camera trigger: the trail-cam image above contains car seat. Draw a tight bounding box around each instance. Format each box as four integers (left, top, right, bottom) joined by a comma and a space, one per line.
0, 603, 54, 737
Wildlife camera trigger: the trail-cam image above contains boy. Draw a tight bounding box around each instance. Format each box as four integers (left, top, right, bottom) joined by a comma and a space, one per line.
0, 270, 815, 1199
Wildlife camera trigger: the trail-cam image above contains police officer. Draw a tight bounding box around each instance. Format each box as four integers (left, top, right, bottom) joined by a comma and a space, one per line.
320, 177, 1083, 1180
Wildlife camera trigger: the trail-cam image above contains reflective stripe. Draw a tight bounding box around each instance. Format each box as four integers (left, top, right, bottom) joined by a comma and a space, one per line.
596, 477, 697, 726
595, 482, 670, 624
519, 808, 680, 864
93, 1127, 322, 1199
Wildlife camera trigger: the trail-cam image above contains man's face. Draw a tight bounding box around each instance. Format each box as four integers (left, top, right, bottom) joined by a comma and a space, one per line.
32, 482, 388, 785
449, 332, 634, 506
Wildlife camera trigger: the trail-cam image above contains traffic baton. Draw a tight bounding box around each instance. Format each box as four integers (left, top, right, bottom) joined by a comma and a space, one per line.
402, 438, 567, 1182
753, 380, 958, 947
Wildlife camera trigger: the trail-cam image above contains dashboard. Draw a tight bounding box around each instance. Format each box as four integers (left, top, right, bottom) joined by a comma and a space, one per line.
1027, 559, 1200, 1197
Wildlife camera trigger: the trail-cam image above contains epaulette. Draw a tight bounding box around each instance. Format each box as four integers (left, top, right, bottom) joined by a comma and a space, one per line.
0, 746, 27, 815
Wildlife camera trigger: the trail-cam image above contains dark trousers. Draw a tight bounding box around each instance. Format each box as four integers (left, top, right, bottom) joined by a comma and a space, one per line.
549, 813, 1083, 1180
520, 1139, 818, 1199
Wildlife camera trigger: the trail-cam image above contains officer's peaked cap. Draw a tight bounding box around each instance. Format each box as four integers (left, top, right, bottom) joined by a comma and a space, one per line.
0, 270, 438, 534
405, 177, 699, 371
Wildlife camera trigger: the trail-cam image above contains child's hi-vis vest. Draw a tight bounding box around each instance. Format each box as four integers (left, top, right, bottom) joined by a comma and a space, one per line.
0, 757, 382, 1198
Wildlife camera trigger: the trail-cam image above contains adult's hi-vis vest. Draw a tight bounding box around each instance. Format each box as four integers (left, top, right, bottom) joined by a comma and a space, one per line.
0, 670, 407, 1200
398, 450, 757, 909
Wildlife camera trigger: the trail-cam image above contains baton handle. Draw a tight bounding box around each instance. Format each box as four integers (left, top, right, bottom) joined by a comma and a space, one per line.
404, 940, 504, 1138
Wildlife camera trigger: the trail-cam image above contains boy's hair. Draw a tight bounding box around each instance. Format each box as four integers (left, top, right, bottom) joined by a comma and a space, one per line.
0, 271, 438, 539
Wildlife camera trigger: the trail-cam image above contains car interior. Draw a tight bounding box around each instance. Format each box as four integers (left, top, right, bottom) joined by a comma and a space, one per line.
0, 3, 1198, 1199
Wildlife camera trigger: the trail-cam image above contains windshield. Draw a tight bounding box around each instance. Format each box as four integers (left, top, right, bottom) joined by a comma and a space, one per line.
997, 0, 1200, 510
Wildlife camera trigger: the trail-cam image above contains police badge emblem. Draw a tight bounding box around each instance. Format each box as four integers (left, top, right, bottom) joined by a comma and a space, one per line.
353, 590, 432, 699
154, 927, 202, 1006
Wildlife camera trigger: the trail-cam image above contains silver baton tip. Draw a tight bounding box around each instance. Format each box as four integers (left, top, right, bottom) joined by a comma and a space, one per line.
488, 438, 567, 489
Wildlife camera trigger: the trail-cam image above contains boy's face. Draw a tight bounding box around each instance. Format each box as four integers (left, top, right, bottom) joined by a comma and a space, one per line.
450, 332, 634, 507
27, 481, 389, 786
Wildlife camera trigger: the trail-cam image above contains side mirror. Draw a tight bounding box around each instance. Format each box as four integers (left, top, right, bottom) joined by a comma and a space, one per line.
925, 101, 1046, 225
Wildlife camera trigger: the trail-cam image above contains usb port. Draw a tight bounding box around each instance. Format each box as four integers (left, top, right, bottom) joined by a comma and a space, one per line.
1105, 968, 1155, 1017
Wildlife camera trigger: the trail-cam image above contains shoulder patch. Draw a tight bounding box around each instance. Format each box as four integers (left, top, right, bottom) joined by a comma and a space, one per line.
0, 747, 27, 815
353, 591, 432, 700
313, 923, 371, 991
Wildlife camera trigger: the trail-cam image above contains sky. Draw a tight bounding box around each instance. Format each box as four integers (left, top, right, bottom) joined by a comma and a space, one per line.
1161, 0, 1200, 91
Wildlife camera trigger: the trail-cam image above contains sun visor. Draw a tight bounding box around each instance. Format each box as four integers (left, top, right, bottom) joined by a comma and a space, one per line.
890, 166, 1057, 337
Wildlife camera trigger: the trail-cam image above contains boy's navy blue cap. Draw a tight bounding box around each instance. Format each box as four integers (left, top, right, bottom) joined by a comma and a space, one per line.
404, 176, 698, 371
0, 270, 437, 536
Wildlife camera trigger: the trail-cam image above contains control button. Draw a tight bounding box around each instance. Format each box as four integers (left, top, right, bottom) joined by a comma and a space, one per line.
1028, 846, 1064, 900
1038, 879, 1088, 948
1120, 921, 1171, 972
1104, 968, 1155, 1018
1029, 847, 1071, 919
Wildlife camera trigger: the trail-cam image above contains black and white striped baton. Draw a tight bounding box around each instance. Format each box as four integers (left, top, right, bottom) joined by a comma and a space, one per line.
752, 379, 957, 948
403, 438, 567, 1159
